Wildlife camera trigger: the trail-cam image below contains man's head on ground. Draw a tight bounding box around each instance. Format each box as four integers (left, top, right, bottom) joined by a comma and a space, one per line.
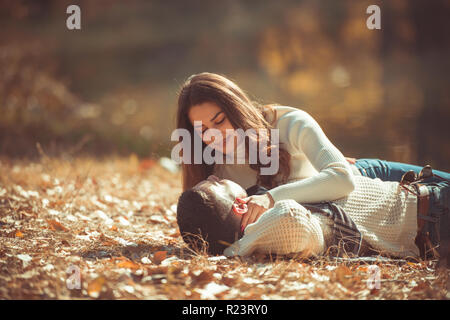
176, 175, 248, 255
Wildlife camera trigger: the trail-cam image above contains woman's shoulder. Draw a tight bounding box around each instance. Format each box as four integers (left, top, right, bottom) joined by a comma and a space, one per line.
266, 105, 316, 130
267, 106, 324, 151
266, 105, 312, 124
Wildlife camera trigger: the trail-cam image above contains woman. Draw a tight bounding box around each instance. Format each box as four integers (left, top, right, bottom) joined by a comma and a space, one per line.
176, 72, 449, 231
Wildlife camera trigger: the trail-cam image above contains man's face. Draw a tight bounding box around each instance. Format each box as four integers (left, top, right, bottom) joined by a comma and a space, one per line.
192, 175, 248, 226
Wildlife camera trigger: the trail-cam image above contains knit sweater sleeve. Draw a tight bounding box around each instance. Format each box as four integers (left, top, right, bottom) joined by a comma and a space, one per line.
223, 200, 325, 257
267, 109, 355, 203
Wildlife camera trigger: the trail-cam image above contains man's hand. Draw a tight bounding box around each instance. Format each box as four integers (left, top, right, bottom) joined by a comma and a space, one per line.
239, 193, 275, 232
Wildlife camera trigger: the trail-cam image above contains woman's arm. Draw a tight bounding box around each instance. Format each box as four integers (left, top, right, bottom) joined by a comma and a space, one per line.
268, 109, 355, 203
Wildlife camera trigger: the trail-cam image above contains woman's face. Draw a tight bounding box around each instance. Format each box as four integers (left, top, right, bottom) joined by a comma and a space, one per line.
188, 101, 237, 155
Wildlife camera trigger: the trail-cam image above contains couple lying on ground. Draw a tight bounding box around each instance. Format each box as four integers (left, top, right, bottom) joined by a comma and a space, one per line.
177, 170, 449, 266
175, 72, 450, 266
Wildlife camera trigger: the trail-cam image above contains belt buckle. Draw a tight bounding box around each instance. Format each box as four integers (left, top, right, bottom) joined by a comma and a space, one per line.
401, 170, 417, 185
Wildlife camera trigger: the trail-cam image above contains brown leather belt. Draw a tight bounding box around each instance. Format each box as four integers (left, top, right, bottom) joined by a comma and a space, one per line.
414, 184, 439, 259
416, 184, 430, 230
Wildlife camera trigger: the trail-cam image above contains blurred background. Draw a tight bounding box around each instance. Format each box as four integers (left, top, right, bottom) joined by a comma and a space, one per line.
0, 0, 449, 170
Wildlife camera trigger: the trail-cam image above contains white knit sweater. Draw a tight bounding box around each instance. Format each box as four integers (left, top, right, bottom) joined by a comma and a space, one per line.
213, 106, 359, 204
223, 176, 420, 258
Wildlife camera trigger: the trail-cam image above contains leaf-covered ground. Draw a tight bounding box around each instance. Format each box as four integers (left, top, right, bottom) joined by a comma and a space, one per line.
0, 156, 449, 300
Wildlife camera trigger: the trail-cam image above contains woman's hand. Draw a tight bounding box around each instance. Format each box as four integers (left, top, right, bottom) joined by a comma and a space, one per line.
239, 193, 275, 232
345, 157, 357, 165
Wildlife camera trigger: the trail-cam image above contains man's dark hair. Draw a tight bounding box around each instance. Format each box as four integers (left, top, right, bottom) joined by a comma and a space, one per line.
176, 188, 240, 255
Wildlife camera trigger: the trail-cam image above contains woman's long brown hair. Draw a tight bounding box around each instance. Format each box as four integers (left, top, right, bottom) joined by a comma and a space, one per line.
176, 72, 291, 191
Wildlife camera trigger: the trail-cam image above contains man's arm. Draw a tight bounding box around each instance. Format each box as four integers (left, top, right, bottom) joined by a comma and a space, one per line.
223, 200, 325, 257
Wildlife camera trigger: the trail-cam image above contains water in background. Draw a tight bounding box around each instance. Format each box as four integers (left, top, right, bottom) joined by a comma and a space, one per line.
0, 0, 448, 171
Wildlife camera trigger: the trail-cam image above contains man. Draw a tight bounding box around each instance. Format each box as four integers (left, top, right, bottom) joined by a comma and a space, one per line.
176, 170, 449, 266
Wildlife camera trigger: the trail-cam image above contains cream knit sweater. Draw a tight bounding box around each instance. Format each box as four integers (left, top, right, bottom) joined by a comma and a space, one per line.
213, 106, 360, 204
223, 175, 420, 259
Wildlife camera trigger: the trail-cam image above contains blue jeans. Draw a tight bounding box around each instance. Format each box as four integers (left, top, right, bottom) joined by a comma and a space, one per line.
422, 180, 450, 265
354, 159, 450, 183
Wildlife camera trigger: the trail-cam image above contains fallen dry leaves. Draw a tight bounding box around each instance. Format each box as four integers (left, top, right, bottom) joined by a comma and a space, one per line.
153, 251, 168, 265
15, 230, 24, 238
87, 276, 106, 298
47, 219, 69, 232
116, 257, 141, 270
0, 156, 449, 300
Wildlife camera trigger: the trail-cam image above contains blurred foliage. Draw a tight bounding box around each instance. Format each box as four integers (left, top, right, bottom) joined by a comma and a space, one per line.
0, 0, 448, 170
